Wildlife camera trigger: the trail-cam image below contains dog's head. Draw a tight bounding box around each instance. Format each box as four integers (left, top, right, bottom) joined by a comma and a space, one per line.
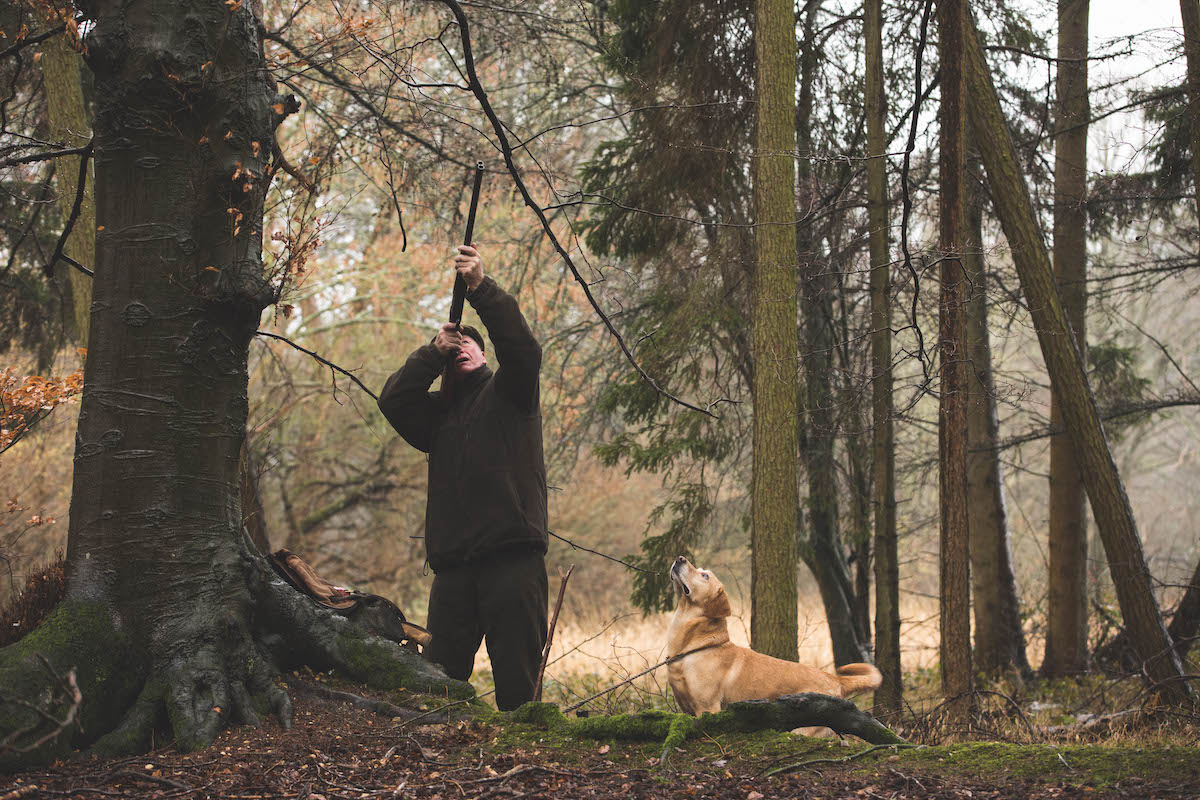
669, 556, 731, 619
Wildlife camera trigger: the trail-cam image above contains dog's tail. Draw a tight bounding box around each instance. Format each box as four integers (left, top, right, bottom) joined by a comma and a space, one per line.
835, 663, 883, 697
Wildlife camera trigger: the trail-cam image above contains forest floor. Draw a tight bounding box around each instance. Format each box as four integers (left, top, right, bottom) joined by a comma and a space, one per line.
2, 676, 1199, 799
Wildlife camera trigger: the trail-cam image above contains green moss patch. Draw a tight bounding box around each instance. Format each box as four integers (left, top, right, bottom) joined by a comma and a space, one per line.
0, 600, 141, 770
334, 631, 474, 700
851, 741, 1200, 789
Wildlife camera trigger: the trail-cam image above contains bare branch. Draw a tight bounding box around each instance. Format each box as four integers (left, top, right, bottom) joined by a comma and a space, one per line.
43, 139, 94, 279
0, 23, 67, 63
255, 330, 379, 401
431, 0, 718, 417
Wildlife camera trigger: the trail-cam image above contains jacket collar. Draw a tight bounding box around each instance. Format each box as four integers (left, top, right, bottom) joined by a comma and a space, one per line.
445, 363, 492, 403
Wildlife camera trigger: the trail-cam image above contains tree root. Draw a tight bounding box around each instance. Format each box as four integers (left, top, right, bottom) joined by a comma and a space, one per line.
1, 536, 472, 768
290, 678, 422, 720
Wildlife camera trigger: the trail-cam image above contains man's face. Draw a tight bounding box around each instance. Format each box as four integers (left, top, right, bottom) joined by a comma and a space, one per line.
450, 336, 486, 376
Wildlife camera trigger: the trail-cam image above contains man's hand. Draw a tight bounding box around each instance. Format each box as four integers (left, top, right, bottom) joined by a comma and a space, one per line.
433, 322, 465, 357
454, 244, 484, 292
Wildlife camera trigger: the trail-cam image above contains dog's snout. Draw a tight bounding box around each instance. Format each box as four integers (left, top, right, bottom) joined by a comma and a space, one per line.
675, 556, 686, 564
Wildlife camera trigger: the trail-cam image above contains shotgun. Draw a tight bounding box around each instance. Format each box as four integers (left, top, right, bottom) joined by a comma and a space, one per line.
449, 161, 486, 329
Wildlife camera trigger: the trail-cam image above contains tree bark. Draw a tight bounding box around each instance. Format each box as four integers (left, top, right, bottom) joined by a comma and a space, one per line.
1166, 553, 1200, 664
866, 0, 901, 714
0, 0, 467, 766
39, 26, 95, 344
846, 431, 874, 648
1179, 0, 1200, 227
749, 0, 799, 660
1044, 0, 1092, 678
1097, 551, 1200, 671
964, 11, 1192, 704
966, 192, 1031, 678
938, 0, 973, 726
240, 438, 271, 553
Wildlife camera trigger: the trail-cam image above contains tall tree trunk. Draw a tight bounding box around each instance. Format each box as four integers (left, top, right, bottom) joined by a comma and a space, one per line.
1180, 0, 1200, 227
40, 27, 95, 344
938, 0, 973, 726
1044, 0, 1092, 678
866, 0, 901, 714
963, 11, 1193, 705
0, 0, 466, 768
966, 192, 1031, 678
749, 0, 799, 661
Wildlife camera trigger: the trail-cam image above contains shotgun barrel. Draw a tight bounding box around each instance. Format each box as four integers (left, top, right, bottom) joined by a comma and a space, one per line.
449, 161, 486, 327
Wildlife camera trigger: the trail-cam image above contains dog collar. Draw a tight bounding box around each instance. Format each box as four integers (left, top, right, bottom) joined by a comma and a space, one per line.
666, 641, 725, 663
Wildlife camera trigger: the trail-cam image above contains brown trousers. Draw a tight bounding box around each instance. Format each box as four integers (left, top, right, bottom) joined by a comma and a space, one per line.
425, 549, 548, 711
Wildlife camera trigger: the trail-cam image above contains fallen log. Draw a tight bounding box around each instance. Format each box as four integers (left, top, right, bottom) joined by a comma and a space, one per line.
507, 693, 905, 764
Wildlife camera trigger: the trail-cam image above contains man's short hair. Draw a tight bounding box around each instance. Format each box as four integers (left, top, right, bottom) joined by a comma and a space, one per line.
460, 325, 485, 353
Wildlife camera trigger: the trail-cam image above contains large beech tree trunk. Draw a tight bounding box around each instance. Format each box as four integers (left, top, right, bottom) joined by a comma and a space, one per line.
0, 1, 467, 767
1044, 0, 1092, 678
749, 0, 800, 660
966, 195, 1031, 678
938, 0, 973, 726
963, 11, 1192, 704
866, 0, 901, 714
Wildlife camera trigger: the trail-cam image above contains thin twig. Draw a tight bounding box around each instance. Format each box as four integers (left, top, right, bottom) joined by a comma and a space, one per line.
534, 564, 573, 701
255, 330, 378, 401
548, 530, 659, 574
896, 0, 934, 380
767, 743, 917, 777
1115, 310, 1200, 397
562, 643, 720, 714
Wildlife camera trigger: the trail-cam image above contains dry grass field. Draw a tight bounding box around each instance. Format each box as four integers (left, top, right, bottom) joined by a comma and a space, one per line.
468, 594, 943, 715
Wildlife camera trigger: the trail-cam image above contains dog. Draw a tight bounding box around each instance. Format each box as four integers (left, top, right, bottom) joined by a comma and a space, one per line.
666, 556, 881, 718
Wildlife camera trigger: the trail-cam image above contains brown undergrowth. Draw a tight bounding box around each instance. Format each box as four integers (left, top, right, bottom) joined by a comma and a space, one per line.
0, 551, 65, 649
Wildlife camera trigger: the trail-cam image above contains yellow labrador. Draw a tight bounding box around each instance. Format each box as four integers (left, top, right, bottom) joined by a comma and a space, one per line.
666, 556, 881, 717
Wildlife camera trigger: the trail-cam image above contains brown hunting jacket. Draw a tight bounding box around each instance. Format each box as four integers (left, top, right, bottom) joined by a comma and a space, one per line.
378, 277, 547, 572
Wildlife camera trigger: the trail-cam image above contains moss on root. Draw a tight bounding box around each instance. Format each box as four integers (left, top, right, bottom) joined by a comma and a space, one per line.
334, 630, 474, 701
0, 600, 140, 770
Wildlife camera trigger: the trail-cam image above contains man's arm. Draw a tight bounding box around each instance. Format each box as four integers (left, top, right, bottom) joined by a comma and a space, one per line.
469, 276, 542, 414
378, 343, 448, 452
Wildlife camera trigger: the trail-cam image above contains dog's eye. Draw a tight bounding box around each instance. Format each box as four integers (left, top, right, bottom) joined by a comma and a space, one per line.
702, 573, 709, 580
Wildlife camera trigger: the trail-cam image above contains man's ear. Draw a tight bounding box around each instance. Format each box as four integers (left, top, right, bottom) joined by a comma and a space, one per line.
703, 587, 731, 619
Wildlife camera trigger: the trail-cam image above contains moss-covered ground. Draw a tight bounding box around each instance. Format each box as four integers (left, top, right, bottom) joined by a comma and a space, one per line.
3, 674, 1198, 798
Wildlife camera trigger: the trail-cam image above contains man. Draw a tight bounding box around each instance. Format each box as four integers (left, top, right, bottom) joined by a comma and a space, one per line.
378, 244, 548, 711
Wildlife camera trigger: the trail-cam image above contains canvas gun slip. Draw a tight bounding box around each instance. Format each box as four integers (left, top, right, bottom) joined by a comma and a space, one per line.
449, 161, 486, 329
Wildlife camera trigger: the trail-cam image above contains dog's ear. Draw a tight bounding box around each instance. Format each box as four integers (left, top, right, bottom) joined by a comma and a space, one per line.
703, 587, 731, 619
